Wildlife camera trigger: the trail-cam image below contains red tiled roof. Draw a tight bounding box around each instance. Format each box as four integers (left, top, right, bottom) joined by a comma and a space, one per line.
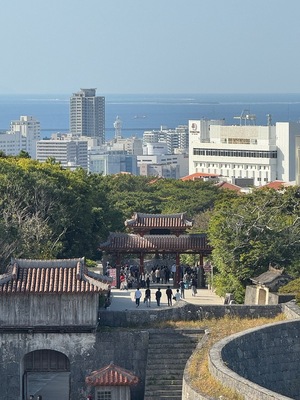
0, 258, 112, 295
85, 362, 139, 386
99, 233, 211, 253
125, 212, 193, 229
216, 181, 242, 192
181, 172, 220, 181
260, 180, 286, 190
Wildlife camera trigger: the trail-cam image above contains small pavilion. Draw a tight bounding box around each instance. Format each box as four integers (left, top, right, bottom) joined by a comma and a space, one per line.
85, 362, 139, 400
99, 212, 212, 287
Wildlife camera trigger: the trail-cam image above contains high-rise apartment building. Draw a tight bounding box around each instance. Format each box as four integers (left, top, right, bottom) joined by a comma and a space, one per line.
143, 125, 189, 154
70, 88, 105, 144
0, 115, 40, 158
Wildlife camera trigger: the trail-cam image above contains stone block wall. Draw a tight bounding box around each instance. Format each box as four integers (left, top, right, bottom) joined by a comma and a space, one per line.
209, 320, 300, 400
99, 303, 282, 327
0, 330, 148, 400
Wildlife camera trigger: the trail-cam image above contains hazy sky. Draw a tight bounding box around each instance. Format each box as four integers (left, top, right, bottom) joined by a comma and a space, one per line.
1, 0, 299, 94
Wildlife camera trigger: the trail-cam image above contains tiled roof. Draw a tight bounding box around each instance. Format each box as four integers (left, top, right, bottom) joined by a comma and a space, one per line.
85, 362, 139, 386
251, 267, 285, 285
181, 172, 220, 181
215, 181, 242, 192
0, 258, 112, 295
260, 180, 286, 190
99, 233, 211, 253
125, 212, 193, 229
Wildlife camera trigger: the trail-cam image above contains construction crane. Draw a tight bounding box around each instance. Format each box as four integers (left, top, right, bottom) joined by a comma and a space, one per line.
233, 109, 256, 126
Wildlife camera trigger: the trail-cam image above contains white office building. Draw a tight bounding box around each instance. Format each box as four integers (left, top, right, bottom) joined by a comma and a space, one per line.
107, 136, 143, 155
36, 135, 88, 170
137, 154, 189, 179
143, 125, 189, 154
189, 118, 300, 187
0, 116, 40, 158
143, 142, 168, 156
70, 88, 105, 144
88, 150, 137, 175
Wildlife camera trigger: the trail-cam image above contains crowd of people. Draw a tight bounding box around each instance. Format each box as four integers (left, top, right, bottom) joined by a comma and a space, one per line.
118, 264, 174, 290
118, 264, 201, 292
110, 263, 202, 308
133, 286, 182, 307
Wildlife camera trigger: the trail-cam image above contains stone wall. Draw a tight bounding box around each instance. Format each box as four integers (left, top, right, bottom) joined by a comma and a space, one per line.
99, 302, 282, 327
244, 285, 295, 305
209, 319, 300, 400
0, 330, 148, 400
1, 301, 297, 400
182, 334, 214, 400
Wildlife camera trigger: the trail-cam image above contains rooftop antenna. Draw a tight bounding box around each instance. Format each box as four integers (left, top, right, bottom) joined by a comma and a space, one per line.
233, 109, 256, 126
266, 114, 272, 126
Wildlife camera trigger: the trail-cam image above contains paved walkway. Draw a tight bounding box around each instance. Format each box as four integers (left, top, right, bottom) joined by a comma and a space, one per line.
107, 283, 224, 311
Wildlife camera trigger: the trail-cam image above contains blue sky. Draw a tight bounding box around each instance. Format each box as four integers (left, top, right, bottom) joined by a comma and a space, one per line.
1, 0, 299, 94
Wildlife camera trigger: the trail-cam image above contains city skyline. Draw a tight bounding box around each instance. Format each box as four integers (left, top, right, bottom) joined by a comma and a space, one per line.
1, 0, 300, 95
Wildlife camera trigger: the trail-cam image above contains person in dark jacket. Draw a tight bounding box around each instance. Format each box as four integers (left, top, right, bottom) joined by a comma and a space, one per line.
166, 285, 173, 306
155, 288, 162, 306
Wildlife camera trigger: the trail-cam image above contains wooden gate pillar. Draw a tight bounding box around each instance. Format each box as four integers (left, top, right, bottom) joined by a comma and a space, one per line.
116, 253, 121, 289
174, 253, 181, 288
198, 253, 205, 288
139, 253, 144, 277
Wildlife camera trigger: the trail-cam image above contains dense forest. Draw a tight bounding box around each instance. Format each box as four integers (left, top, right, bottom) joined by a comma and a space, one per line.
0, 156, 223, 269
209, 186, 300, 301
2, 155, 300, 302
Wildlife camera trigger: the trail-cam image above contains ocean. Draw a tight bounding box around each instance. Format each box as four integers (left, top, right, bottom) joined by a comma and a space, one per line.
1, 93, 300, 141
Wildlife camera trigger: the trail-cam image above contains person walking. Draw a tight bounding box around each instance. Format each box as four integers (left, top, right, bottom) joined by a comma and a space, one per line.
166, 285, 173, 306
155, 288, 162, 306
134, 287, 142, 307
179, 280, 185, 299
145, 288, 151, 307
155, 268, 161, 283
146, 275, 150, 289
191, 277, 197, 296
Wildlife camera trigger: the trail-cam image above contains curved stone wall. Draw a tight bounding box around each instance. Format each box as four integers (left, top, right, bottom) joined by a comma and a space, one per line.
182, 333, 213, 400
209, 320, 300, 400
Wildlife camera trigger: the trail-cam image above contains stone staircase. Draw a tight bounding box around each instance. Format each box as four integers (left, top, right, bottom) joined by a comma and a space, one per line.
144, 329, 203, 400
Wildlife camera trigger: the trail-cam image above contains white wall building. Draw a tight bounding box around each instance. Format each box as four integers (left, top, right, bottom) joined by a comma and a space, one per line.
189, 119, 300, 187
88, 151, 137, 175
0, 116, 41, 158
143, 142, 168, 155
70, 88, 105, 144
36, 136, 88, 170
143, 125, 189, 154
107, 136, 143, 155
137, 154, 188, 179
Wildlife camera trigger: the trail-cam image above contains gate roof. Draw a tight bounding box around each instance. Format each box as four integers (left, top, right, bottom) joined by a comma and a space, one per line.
99, 233, 211, 254
125, 212, 193, 231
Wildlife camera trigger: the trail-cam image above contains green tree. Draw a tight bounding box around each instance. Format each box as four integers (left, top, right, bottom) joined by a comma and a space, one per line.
208, 187, 300, 301
17, 150, 31, 158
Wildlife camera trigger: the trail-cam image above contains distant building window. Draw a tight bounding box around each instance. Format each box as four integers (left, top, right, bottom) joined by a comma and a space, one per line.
228, 138, 250, 144
193, 148, 277, 159
97, 391, 112, 400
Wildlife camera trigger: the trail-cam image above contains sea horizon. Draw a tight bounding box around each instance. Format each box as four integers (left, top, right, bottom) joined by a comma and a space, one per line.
1, 92, 300, 140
